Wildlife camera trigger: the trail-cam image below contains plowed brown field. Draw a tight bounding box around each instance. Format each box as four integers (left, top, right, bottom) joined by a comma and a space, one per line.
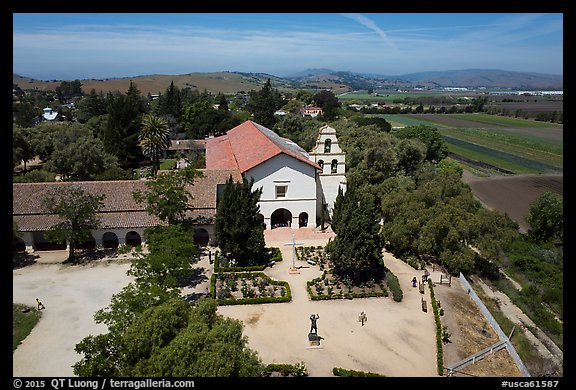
462, 173, 563, 233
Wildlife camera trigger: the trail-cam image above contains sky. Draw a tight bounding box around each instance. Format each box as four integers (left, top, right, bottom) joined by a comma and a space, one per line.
12, 13, 563, 81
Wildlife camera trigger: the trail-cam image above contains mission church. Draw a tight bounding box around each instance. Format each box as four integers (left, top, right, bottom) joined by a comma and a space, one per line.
206, 120, 346, 230
13, 121, 346, 252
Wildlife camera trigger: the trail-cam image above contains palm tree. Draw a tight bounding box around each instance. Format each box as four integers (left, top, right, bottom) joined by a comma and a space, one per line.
138, 114, 172, 177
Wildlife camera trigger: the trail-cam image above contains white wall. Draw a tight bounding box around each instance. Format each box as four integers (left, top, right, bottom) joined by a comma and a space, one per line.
245, 154, 317, 229
319, 175, 347, 215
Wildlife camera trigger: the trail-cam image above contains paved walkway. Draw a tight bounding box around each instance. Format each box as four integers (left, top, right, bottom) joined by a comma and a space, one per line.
218, 236, 439, 377
13, 234, 439, 377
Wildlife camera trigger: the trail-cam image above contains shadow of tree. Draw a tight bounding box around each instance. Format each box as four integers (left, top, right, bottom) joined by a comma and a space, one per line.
177, 267, 209, 289
182, 291, 210, 302
13, 252, 39, 269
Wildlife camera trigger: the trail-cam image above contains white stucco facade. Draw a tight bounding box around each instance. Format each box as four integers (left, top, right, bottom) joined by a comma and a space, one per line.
245, 154, 317, 230
308, 125, 347, 216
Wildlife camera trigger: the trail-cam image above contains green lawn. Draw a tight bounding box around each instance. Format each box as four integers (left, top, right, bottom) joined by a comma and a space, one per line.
13, 303, 42, 351
159, 159, 176, 170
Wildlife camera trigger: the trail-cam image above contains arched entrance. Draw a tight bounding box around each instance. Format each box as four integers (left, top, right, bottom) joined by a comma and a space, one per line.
102, 232, 119, 249
126, 231, 142, 247
299, 212, 309, 228
193, 228, 209, 247
13, 236, 26, 253
33, 231, 66, 251
271, 208, 292, 229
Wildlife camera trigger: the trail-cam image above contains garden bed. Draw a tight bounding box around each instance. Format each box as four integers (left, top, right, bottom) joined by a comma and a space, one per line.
211, 271, 291, 305
307, 271, 388, 300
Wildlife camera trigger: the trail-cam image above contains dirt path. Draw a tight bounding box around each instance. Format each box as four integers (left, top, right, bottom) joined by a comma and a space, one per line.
13, 258, 134, 377
472, 276, 563, 375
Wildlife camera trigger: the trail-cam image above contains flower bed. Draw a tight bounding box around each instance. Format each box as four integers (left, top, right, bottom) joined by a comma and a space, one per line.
307, 271, 388, 300
211, 271, 291, 305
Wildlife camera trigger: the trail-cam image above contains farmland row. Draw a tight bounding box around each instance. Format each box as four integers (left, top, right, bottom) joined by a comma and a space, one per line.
366, 114, 563, 175
439, 128, 563, 169
442, 136, 561, 174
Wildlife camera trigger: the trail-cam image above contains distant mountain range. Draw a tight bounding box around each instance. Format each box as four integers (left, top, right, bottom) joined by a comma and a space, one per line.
13, 68, 563, 95
286, 68, 563, 90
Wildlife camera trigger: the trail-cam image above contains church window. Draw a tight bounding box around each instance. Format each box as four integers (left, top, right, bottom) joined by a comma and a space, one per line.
275, 185, 287, 198
331, 159, 338, 173
324, 139, 332, 153
318, 160, 324, 170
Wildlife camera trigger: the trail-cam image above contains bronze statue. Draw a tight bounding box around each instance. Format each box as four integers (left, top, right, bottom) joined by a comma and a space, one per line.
310, 313, 319, 334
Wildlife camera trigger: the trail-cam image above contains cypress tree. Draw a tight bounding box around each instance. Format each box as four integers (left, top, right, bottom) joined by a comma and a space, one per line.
214, 176, 265, 266
326, 187, 384, 283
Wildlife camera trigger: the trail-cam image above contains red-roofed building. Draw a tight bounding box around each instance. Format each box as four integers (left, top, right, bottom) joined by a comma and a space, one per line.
206, 120, 345, 230
13, 120, 346, 252
301, 106, 323, 117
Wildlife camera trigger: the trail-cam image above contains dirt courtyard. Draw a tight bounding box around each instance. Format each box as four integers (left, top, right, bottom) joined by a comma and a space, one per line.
13, 228, 523, 378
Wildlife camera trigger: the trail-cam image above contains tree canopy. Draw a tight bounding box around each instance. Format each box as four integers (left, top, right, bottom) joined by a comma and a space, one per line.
214, 176, 265, 266
326, 186, 384, 283
245, 79, 283, 128
43, 185, 105, 261
138, 114, 172, 177
73, 224, 264, 377
526, 191, 563, 245
132, 166, 201, 224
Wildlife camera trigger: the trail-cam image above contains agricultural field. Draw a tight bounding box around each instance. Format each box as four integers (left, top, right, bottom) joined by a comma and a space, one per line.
462, 173, 563, 233
369, 112, 564, 232
338, 90, 466, 104
372, 113, 563, 176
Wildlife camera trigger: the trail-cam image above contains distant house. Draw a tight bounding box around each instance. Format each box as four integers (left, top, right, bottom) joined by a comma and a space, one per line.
164, 139, 206, 159
301, 106, 323, 117
42, 107, 58, 121
274, 110, 287, 116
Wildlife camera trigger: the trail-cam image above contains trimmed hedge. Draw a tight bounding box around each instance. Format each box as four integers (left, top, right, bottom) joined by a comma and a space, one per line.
332, 367, 385, 377
211, 272, 292, 306
384, 269, 403, 302
306, 273, 388, 301
264, 362, 308, 377
428, 279, 444, 376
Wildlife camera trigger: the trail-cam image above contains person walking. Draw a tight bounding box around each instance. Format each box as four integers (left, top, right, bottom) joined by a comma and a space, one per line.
412, 277, 417, 288
36, 298, 45, 310
359, 311, 367, 326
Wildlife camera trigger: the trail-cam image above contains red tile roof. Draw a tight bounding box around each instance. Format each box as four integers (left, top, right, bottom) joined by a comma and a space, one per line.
168, 139, 206, 151
206, 120, 321, 173
12, 169, 241, 232
205, 135, 239, 171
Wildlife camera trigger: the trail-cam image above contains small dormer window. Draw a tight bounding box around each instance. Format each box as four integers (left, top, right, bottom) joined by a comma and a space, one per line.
276, 185, 287, 198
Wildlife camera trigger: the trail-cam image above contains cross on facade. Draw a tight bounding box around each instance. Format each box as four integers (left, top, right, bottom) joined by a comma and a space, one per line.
285, 233, 304, 271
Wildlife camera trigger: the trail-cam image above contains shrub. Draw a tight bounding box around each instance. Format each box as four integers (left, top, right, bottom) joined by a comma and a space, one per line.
385, 269, 403, 302
332, 367, 385, 377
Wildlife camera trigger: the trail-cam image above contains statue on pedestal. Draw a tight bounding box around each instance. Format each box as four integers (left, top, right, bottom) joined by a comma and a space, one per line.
309, 313, 319, 334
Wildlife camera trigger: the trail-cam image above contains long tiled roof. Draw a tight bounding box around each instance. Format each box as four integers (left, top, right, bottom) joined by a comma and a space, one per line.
13, 169, 241, 232
206, 120, 321, 173
168, 139, 206, 151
